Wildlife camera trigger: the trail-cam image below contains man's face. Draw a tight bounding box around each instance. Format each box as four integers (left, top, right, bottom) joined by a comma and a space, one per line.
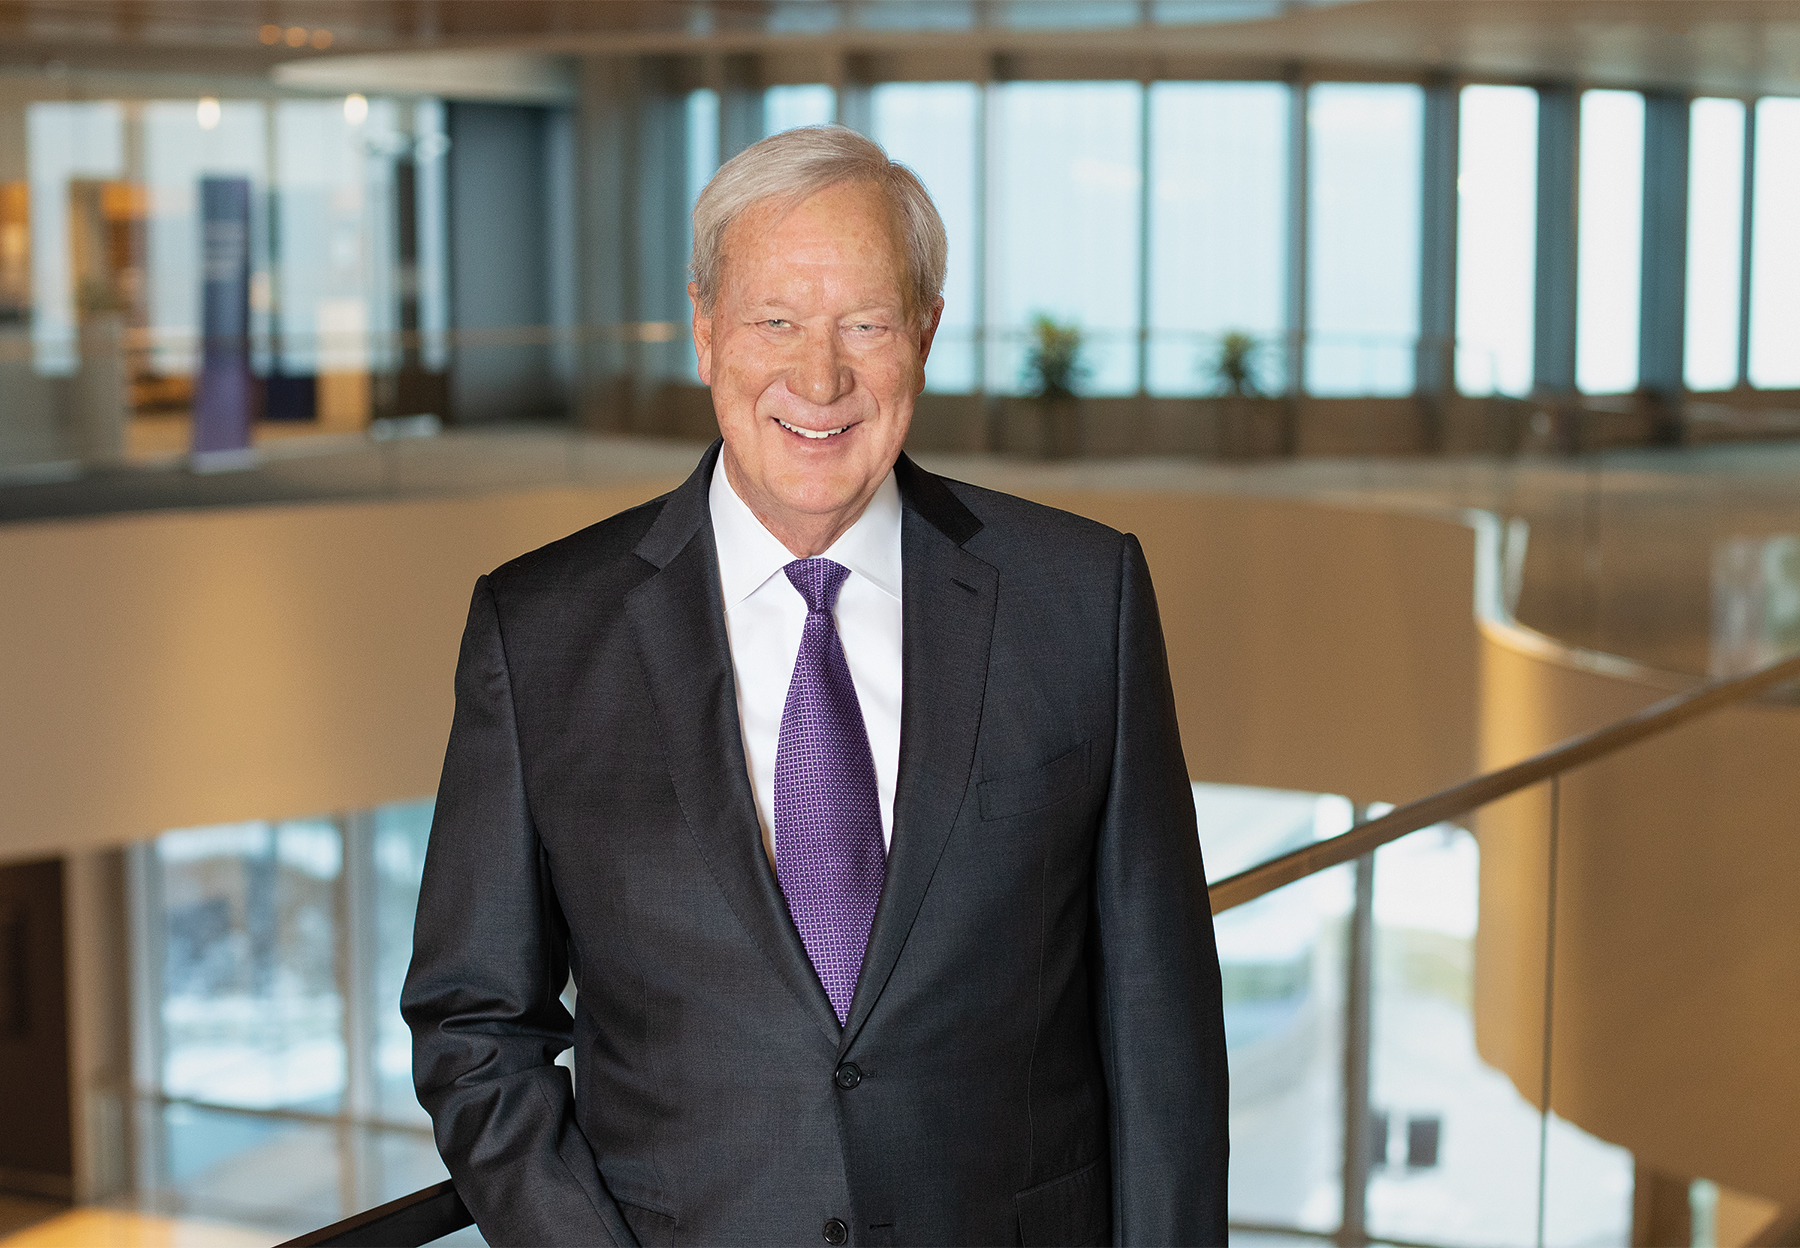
692, 179, 942, 553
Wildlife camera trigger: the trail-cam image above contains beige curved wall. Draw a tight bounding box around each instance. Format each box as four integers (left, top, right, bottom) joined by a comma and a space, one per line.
0, 485, 678, 863
0, 484, 1480, 863
1474, 632, 1800, 1205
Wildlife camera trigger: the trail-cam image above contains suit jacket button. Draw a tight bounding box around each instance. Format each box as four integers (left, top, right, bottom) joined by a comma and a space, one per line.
823, 1217, 849, 1245
833, 1062, 863, 1090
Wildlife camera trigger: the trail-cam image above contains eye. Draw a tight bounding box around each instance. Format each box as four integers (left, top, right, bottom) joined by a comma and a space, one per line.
764, 318, 792, 329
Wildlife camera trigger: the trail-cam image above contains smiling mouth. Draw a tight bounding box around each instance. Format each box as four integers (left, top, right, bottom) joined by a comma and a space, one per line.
777, 418, 852, 440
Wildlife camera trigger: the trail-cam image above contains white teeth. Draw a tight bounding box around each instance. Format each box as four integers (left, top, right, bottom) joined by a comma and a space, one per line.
778, 419, 849, 439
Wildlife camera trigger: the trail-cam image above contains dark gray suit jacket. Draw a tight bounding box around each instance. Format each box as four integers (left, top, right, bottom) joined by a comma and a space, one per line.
402, 443, 1228, 1247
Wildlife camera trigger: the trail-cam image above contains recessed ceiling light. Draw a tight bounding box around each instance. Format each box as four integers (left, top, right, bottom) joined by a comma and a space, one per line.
285, 26, 308, 47
258, 24, 281, 44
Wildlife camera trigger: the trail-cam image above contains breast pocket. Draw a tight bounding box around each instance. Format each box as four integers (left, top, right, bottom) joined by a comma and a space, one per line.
978, 740, 1092, 822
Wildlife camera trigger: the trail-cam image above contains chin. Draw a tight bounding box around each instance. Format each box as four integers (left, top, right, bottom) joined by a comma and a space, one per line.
771, 473, 864, 517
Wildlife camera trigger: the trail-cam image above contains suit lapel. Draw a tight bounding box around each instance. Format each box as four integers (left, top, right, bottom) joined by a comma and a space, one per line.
841, 456, 996, 1052
626, 442, 843, 1048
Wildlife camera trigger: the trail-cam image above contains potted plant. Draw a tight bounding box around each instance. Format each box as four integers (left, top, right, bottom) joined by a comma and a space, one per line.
1023, 313, 1087, 458
1206, 329, 1262, 457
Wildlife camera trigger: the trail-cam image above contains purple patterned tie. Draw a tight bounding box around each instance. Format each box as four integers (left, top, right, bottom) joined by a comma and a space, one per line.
774, 558, 887, 1026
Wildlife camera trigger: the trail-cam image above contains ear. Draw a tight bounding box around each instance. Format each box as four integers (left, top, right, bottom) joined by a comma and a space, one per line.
688, 282, 713, 387
914, 296, 946, 394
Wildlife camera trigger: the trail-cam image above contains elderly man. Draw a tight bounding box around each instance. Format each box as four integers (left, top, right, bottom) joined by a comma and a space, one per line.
403, 125, 1227, 1247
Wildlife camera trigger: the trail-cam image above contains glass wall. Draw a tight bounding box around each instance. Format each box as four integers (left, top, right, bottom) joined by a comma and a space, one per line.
1455, 85, 1538, 397
1748, 97, 1800, 390
1306, 83, 1423, 397
871, 82, 981, 392
1575, 90, 1645, 395
1146, 82, 1288, 396
1684, 98, 1746, 393
987, 81, 1143, 395
15, 93, 441, 463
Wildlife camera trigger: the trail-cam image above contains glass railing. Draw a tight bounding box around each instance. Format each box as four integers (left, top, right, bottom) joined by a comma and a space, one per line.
1206, 648, 1800, 1248
278, 647, 1800, 1248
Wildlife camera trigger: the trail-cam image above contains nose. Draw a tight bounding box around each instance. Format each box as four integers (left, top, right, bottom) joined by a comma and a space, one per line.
787, 325, 851, 408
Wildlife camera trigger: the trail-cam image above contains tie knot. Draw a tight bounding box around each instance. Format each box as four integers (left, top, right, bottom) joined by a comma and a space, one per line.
784, 557, 850, 615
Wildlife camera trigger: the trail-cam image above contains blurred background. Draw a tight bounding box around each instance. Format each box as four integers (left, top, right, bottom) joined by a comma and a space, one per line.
2, 2, 1799, 1246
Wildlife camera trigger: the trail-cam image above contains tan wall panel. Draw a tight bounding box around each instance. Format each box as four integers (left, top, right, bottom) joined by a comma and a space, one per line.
0, 484, 1480, 860
0, 484, 678, 861
1023, 491, 1481, 806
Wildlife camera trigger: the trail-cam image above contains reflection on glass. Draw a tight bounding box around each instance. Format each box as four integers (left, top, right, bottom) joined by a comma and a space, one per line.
1146, 82, 1288, 397
136, 1099, 465, 1239
763, 84, 836, 135
158, 819, 345, 1112
1455, 86, 1538, 397
1710, 535, 1800, 678
988, 81, 1143, 395
1200, 783, 1354, 1234
1576, 90, 1644, 395
374, 799, 434, 1125
871, 82, 980, 393
151, 1101, 342, 1230
1748, 97, 1800, 389
1307, 83, 1422, 397
1685, 99, 1746, 393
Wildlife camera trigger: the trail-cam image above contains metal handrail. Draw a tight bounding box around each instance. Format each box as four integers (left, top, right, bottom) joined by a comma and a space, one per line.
1209, 648, 1800, 914
283, 649, 1800, 1247
276, 1179, 470, 1248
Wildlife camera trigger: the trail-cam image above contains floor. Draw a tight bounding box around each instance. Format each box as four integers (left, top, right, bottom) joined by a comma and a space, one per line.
0, 1208, 267, 1248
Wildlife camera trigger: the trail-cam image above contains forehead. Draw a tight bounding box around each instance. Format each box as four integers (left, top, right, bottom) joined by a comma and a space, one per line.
721, 180, 907, 294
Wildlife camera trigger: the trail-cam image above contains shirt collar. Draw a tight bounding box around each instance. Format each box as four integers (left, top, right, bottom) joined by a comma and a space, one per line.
709, 458, 903, 611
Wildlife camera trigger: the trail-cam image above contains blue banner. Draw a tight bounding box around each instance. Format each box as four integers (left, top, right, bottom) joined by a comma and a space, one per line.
192, 176, 253, 462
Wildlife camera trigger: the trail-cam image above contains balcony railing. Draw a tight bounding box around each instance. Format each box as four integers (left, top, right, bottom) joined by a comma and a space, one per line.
283, 647, 1800, 1248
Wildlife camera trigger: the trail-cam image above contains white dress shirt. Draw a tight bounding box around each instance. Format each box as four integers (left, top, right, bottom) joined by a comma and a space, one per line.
709, 461, 904, 866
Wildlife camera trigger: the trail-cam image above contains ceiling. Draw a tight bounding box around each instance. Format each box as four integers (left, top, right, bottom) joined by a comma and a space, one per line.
0, 0, 1795, 96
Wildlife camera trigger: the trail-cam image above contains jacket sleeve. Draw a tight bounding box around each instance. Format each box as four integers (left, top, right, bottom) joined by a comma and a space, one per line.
1093, 535, 1230, 1246
401, 576, 637, 1247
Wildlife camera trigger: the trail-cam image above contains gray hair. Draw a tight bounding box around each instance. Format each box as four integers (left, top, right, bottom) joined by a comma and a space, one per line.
691, 125, 947, 326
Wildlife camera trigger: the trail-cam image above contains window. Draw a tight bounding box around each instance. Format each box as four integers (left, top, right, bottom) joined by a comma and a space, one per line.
25, 101, 125, 374
1575, 90, 1645, 395
143, 101, 272, 378
1146, 82, 1288, 397
155, 819, 345, 1112
1307, 83, 1423, 397
988, 81, 1143, 395
1748, 97, 1800, 390
871, 82, 981, 392
764, 84, 835, 134
132, 800, 447, 1227
1455, 86, 1538, 397
1684, 98, 1746, 392
684, 88, 721, 383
